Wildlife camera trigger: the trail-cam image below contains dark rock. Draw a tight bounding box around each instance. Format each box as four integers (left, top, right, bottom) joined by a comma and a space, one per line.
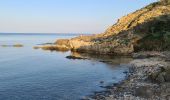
38, 43, 54, 45
165, 69, 170, 82
100, 81, 104, 84
66, 56, 87, 60
134, 86, 153, 98
133, 55, 149, 59
123, 71, 128, 74
150, 72, 159, 81
156, 72, 166, 83
101, 86, 113, 89
99, 60, 112, 63
113, 83, 119, 86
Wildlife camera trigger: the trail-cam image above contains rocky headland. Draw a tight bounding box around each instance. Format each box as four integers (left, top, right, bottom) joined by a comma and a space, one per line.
40, 1, 170, 55
37, 1, 170, 99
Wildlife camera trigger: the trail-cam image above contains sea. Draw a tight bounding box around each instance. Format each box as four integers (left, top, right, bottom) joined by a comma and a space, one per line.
0, 33, 132, 100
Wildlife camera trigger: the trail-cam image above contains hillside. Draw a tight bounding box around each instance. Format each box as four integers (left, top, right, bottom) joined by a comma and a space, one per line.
44, 1, 170, 55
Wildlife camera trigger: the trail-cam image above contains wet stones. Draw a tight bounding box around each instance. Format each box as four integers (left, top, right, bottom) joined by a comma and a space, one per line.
150, 68, 170, 83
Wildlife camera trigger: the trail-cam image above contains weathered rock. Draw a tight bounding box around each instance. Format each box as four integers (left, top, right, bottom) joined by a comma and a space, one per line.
164, 69, 170, 82
132, 52, 165, 59
150, 72, 159, 81
156, 72, 166, 83
52, 2, 170, 55
134, 86, 153, 98
40, 45, 70, 51
55, 39, 70, 47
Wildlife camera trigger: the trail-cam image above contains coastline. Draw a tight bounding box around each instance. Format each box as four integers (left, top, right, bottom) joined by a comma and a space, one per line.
32, 1, 170, 99
84, 51, 170, 100
1, 0, 170, 100
36, 41, 170, 99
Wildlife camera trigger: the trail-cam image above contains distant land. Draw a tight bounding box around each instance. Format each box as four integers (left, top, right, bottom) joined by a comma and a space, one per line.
0, 33, 93, 36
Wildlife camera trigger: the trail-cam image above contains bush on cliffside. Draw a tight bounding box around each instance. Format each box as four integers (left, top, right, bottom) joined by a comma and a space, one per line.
134, 14, 170, 51
160, 0, 170, 5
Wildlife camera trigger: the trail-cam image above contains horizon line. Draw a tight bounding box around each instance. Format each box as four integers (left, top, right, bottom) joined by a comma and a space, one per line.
0, 32, 94, 34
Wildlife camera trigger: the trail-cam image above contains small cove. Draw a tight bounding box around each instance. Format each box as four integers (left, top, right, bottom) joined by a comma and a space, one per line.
0, 33, 132, 100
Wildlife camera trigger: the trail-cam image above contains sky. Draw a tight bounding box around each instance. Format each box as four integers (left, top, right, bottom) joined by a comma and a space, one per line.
0, 0, 157, 33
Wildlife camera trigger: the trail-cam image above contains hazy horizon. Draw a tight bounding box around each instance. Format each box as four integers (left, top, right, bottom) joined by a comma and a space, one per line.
0, 0, 157, 33
0, 32, 93, 35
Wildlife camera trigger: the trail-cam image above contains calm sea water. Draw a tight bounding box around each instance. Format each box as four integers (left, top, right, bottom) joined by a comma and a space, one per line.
0, 33, 131, 100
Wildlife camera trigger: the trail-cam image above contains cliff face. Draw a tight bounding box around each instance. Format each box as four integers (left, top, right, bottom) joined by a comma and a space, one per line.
53, 1, 170, 55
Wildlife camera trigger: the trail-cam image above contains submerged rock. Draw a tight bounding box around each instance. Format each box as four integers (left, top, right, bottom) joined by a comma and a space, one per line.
99, 81, 104, 84
33, 46, 40, 49
13, 44, 23, 47
1, 44, 23, 47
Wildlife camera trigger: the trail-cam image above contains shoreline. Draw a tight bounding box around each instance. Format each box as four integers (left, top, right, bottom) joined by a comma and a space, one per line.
36, 44, 170, 99
84, 51, 170, 100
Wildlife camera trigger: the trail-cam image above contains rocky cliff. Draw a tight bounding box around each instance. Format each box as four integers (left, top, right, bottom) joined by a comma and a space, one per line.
46, 1, 170, 55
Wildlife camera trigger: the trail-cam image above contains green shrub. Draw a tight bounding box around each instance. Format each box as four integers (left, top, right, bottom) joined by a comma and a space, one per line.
160, 0, 170, 5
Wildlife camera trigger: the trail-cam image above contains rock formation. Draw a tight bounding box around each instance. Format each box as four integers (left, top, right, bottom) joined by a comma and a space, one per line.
45, 1, 170, 55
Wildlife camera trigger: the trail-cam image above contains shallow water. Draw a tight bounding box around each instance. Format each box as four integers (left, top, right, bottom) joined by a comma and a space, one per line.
0, 33, 131, 100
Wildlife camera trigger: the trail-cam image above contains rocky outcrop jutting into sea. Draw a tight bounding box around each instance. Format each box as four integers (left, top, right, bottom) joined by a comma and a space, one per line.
42, 1, 170, 55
